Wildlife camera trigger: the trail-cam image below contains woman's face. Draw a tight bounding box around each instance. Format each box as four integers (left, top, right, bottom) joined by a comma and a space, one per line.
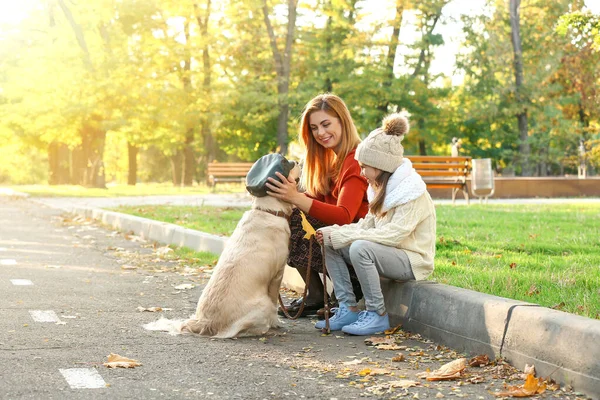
309, 110, 343, 153
358, 162, 382, 186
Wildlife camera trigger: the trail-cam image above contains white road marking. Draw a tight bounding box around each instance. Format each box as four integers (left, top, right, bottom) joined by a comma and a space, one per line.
59, 368, 106, 389
0, 259, 17, 265
29, 310, 61, 323
10, 279, 33, 286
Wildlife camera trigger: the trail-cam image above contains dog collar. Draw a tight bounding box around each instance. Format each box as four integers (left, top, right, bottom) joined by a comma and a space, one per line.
256, 208, 292, 223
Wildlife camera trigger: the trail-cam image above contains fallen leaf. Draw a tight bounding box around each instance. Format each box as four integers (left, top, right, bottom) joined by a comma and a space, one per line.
376, 344, 405, 350
174, 283, 195, 290
364, 336, 396, 346
388, 380, 420, 389
493, 373, 546, 397
468, 354, 490, 367
384, 325, 403, 335
392, 353, 405, 362
523, 364, 535, 376
416, 358, 467, 381
103, 353, 142, 368
343, 359, 364, 366
526, 285, 540, 296
137, 306, 171, 312
121, 265, 137, 270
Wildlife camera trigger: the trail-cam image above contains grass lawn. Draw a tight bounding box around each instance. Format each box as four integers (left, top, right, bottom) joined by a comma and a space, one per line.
7, 183, 245, 198
112, 203, 600, 320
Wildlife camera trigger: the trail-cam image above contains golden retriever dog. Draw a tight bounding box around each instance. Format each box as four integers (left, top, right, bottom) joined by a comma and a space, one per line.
145, 160, 300, 338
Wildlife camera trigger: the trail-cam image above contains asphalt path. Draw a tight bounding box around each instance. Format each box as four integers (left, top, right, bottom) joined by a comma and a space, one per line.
0, 196, 582, 399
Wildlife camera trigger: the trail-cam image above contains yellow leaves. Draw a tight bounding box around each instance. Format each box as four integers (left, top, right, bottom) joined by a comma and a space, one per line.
493, 373, 546, 397
103, 353, 141, 369
299, 211, 315, 239
416, 358, 467, 381
358, 367, 391, 376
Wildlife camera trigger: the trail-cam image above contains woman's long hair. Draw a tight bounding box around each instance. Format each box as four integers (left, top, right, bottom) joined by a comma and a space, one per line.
298, 93, 361, 196
369, 170, 392, 218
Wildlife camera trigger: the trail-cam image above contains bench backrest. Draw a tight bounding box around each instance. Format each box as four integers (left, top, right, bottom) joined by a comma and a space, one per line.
207, 162, 254, 177
407, 156, 472, 178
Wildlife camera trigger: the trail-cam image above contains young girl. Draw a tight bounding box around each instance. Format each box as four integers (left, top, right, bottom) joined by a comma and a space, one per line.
314, 112, 436, 335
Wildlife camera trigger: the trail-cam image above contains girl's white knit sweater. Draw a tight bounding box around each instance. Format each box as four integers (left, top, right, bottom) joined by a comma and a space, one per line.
320, 159, 437, 281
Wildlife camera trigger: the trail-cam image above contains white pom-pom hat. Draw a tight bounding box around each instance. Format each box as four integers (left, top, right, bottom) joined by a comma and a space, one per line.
355, 112, 410, 173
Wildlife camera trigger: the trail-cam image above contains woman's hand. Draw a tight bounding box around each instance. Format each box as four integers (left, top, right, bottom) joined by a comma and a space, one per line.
266, 172, 314, 213
266, 171, 301, 203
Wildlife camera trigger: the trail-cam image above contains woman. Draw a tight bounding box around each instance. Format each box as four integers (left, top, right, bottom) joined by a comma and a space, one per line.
314, 112, 436, 335
266, 93, 369, 316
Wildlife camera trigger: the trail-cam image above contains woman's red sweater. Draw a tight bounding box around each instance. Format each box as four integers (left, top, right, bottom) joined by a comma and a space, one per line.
307, 149, 369, 226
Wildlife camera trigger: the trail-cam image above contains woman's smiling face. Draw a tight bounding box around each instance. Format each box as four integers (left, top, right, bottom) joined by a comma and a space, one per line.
309, 110, 343, 153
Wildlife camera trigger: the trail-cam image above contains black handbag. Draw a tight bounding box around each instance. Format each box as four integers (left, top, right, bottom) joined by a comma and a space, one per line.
245, 153, 296, 197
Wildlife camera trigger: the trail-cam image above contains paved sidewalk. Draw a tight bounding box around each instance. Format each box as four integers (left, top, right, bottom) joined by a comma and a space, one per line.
2, 194, 554, 400
4, 190, 600, 398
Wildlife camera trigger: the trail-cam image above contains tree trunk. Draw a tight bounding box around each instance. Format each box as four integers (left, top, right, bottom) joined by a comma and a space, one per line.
80, 117, 106, 188
195, 1, 215, 182
171, 152, 183, 186
127, 142, 138, 185
262, 0, 297, 156
379, 0, 405, 114
47, 141, 70, 185
181, 20, 196, 186
509, 0, 531, 176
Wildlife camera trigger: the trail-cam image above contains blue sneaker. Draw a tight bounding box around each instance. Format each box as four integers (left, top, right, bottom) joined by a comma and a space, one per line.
315, 303, 359, 331
341, 311, 390, 336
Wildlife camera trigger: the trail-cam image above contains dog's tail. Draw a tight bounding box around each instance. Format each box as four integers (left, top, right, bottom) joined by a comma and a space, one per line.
142, 317, 187, 335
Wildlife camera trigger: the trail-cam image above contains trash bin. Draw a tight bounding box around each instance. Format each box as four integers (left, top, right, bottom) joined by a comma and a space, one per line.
471, 158, 494, 203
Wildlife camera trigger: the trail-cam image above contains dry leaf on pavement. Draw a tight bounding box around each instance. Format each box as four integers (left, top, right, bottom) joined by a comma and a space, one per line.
417, 358, 467, 381
103, 353, 142, 368
174, 283, 195, 290
468, 354, 490, 367
493, 373, 546, 397
364, 336, 396, 346
388, 379, 421, 389
137, 306, 172, 312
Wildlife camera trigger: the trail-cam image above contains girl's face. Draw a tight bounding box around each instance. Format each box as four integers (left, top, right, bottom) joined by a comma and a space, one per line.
359, 163, 382, 186
309, 110, 343, 154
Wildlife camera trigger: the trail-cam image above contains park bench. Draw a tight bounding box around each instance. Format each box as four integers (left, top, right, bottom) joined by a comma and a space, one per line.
408, 155, 472, 204
207, 162, 254, 189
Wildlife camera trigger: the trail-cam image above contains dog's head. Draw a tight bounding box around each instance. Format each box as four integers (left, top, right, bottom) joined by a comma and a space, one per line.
246, 154, 300, 198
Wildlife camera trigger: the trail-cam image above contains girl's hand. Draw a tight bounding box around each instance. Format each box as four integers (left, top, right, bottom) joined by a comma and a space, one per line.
265, 171, 301, 204
315, 230, 324, 245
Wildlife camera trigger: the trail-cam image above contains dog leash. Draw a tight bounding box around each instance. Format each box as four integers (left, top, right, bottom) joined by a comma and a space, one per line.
277, 236, 332, 334
277, 236, 314, 320
320, 242, 331, 334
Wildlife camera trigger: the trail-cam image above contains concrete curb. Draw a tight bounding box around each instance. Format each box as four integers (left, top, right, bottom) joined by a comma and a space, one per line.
30, 199, 600, 399
382, 280, 600, 399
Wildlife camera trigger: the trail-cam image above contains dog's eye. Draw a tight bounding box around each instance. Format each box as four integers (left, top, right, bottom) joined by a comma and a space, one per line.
295, 177, 300, 184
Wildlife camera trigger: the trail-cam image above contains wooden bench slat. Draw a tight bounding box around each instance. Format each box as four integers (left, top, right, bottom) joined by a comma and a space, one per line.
413, 163, 469, 170
409, 156, 472, 163
419, 170, 468, 177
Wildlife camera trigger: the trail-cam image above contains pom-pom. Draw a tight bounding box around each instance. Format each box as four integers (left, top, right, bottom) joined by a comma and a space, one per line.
382, 113, 409, 137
